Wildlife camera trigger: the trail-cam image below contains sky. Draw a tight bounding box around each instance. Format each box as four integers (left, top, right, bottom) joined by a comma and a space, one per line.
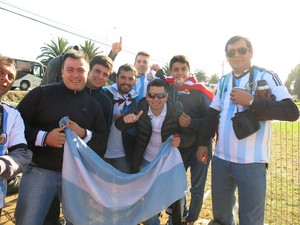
0, 0, 300, 82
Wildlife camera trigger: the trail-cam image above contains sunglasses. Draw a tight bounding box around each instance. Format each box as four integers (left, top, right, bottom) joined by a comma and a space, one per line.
226, 47, 250, 58
147, 92, 167, 99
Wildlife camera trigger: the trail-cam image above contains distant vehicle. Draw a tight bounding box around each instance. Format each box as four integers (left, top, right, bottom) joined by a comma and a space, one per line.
11, 58, 45, 90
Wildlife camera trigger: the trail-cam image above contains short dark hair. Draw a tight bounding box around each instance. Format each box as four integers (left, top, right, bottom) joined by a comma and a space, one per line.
117, 64, 137, 77
134, 51, 150, 63
90, 55, 113, 73
147, 79, 168, 92
224, 36, 252, 52
62, 49, 89, 68
169, 55, 190, 71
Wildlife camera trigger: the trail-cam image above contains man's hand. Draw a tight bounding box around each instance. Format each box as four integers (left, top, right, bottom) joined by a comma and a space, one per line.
123, 110, 143, 123
150, 64, 161, 72
230, 88, 253, 106
172, 133, 180, 148
45, 127, 66, 148
197, 146, 209, 164
179, 112, 191, 127
111, 36, 122, 55
65, 118, 86, 138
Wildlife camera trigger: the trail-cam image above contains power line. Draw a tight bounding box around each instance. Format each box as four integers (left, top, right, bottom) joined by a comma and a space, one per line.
0, 0, 166, 63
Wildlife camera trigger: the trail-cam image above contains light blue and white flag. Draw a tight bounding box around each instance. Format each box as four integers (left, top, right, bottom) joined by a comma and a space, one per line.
60, 117, 187, 225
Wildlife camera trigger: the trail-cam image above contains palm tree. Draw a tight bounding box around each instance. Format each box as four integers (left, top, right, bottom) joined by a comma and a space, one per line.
209, 73, 220, 85
194, 69, 207, 83
80, 40, 102, 60
162, 63, 170, 77
37, 37, 71, 66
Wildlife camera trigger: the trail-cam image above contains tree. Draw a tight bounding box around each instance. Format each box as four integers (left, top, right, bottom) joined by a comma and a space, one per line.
285, 64, 300, 99
194, 69, 207, 83
80, 39, 102, 59
209, 73, 220, 84
37, 37, 71, 66
162, 63, 170, 77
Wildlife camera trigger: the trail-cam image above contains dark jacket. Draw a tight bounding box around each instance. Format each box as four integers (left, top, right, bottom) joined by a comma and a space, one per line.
115, 98, 195, 172
17, 82, 108, 171
85, 86, 114, 133
165, 77, 213, 166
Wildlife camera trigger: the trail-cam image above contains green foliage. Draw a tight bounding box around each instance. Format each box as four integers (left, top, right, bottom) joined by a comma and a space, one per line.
80, 39, 102, 60
162, 63, 170, 77
194, 69, 207, 82
37, 37, 71, 66
37, 37, 103, 66
285, 63, 300, 98
208, 73, 219, 84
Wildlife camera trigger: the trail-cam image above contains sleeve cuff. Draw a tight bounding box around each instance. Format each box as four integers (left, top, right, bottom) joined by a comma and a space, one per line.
35, 131, 48, 146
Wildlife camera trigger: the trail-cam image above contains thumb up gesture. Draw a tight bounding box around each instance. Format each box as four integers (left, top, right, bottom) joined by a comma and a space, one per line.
123, 110, 143, 124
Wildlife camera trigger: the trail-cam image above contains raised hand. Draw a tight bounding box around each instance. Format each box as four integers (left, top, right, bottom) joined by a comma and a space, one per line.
123, 110, 143, 124
150, 64, 161, 72
111, 36, 123, 55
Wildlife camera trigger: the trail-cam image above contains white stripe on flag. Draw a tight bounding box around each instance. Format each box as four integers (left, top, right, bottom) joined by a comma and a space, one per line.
60, 117, 187, 225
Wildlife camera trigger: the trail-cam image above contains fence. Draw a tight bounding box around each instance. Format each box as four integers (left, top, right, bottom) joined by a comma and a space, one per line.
265, 121, 300, 225
198, 120, 300, 225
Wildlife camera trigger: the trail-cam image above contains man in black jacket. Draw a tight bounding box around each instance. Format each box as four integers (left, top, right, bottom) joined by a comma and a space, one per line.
165, 55, 213, 225
15, 49, 108, 225
115, 79, 195, 225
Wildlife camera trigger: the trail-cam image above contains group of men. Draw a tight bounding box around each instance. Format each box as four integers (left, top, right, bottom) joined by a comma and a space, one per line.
0, 35, 298, 225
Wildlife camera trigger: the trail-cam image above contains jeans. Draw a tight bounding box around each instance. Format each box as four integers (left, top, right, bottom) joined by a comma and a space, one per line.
104, 156, 131, 173
211, 156, 266, 225
14, 165, 73, 225
168, 152, 211, 224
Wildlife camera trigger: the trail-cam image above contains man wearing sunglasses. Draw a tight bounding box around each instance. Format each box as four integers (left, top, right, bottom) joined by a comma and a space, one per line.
115, 79, 195, 225
197, 36, 299, 225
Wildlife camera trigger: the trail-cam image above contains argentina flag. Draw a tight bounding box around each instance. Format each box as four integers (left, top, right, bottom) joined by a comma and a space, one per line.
60, 117, 187, 225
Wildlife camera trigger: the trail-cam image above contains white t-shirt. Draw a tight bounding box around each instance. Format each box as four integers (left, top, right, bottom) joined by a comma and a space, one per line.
143, 103, 167, 162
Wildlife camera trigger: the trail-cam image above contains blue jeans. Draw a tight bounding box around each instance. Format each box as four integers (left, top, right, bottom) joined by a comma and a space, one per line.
15, 165, 72, 225
104, 156, 131, 173
168, 152, 211, 224
211, 156, 266, 225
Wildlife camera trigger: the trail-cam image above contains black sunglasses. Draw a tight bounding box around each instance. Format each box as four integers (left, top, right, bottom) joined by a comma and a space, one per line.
226, 47, 249, 58
147, 92, 167, 99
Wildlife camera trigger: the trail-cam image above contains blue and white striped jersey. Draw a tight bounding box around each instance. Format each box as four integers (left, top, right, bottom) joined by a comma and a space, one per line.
211, 66, 292, 163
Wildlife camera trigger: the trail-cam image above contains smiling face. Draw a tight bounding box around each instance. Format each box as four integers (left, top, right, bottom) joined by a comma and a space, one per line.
146, 86, 168, 115
226, 39, 253, 75
170, 62, 190, 84
62, 57, 89, 91
0, 59, 16, 97
116, 70, 136, 94
87, 64, 111, 89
